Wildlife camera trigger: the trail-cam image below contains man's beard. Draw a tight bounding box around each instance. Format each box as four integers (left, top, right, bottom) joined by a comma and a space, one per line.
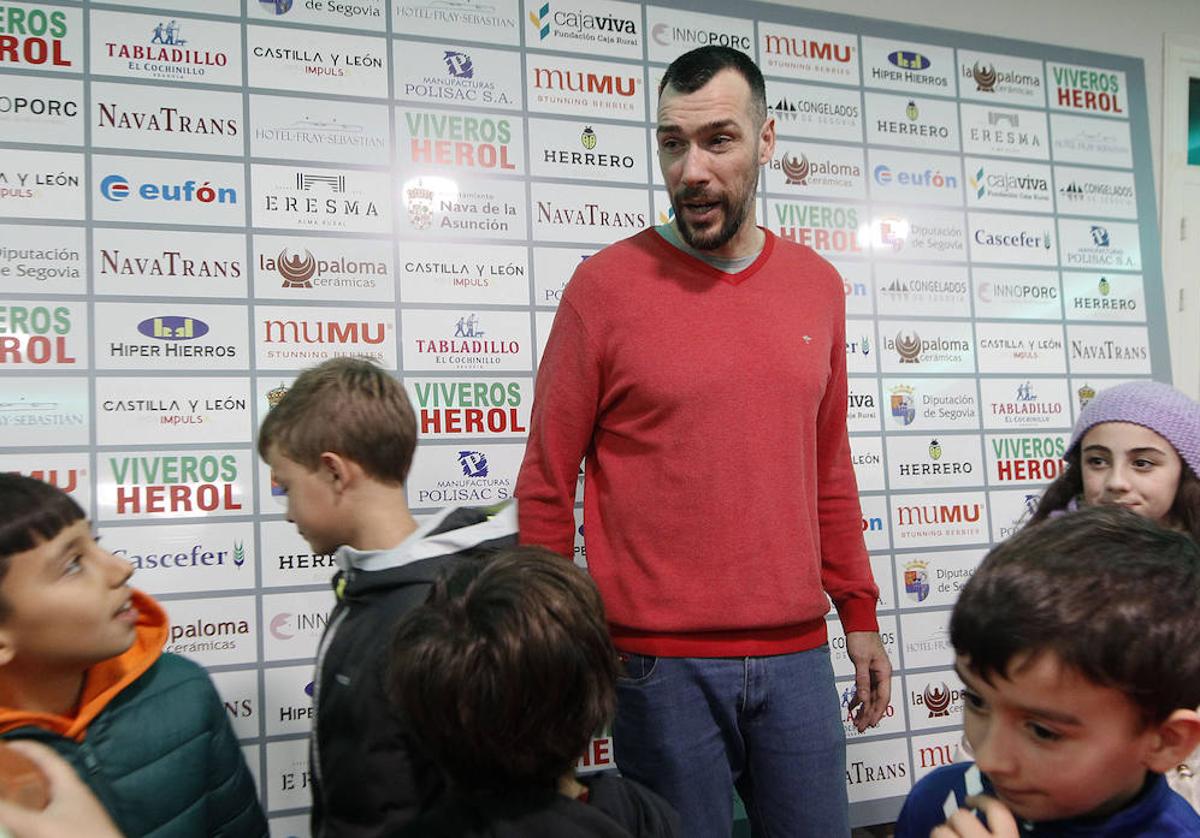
671, 178, 757, 252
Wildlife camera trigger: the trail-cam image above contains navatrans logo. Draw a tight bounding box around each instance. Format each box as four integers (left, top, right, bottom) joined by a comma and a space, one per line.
529, 3, 638, 47
100, 174, 237, 207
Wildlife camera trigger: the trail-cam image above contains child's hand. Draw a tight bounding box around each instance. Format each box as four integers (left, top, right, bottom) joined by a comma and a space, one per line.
930, 795, 1019, 838
0, 741, 123, 838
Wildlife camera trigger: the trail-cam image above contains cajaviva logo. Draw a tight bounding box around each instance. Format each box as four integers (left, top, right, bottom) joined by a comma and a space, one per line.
100, 175, 237, 204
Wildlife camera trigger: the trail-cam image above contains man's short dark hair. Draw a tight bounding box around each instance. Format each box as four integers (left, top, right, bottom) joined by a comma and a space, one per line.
390, 547, 617, 792
0, 473, 87, 619
951, 505, 1200, 725
658, 45, 767, 125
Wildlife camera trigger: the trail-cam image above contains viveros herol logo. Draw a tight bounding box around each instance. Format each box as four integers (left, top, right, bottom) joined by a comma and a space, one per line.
529, 3, 550, 39
137, 316, 209, 341
100, 174, 237, 205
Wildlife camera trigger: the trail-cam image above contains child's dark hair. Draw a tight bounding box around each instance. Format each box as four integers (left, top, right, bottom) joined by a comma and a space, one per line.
0, 474, 86, 613
952, 505, 1200, 726
1030, 449, 1200, 543
658, 45, 767, 126
390, 547, 617, 792
256, 357, 416, 485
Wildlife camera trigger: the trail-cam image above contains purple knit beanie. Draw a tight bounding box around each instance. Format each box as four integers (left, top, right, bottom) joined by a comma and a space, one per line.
1067, 380, 1200, 475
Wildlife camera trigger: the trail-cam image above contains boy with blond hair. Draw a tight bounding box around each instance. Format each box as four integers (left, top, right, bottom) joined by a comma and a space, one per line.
258, 357, 516, 837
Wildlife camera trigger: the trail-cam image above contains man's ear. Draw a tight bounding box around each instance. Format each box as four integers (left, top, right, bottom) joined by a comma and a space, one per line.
1144, 708, 1200, 773
318, 452, 356, 496
0, 627, 18, 668
758, 116, 776, 165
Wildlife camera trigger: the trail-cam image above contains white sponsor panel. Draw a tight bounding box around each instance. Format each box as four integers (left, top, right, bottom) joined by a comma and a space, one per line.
94, 228, 247, 299
1057, 218, 1141, 271
879, 320, 975, 375
252, 164, 391, 234
912, 730, 964, 781
900, 609, 954, 669
963, 157, 1053, 213
0, 300, 88, 370
906, 669, 967, 732
766, 78, 863, 144
97, 449, 254, 521
972, 267, 1061, 320
835, 675, 906, 741
859, 494, 891, 553
967, 212, 1057, 267
259, 519, 337, 589
95, 377, 252, 446
526, 53, 645, 122
1062, 271, 1145, 322
874, 264, 969, 318
867, 149, 963, 207
896, 549, 985, 610
838, 261, 873, 316
393, 0, 520, 45
0, 451, 90, 509
105, 521, 255, 596
400, 175, 527, 240
847, 378, 881, 433
270, 814, 310, 838
92, 82, 242, 156
1048, 62, 1128, 119
979, 377, 1071, 431
0, 3, 82, 74
765, 141, 867, 200
533, 246, 593, 308
535, 309, 556, 366
867, 208, 966, 262
250, 94, 389, 166
90, 11, 241, 86
94, 302, 248, 371
162, 595, 258, 667
255, 305, 397, 370
247, 26, 387, 98
975, 321, 1066, 375
864, 92, 960, 153
861, 37, 954, 95
829, 616, 900, 680
253, 235, 394, 303
957, 50, 1045, 106
266, 737, 313, 813
645, 6, 753, 64
0, 224, 86, 294
1067, 323, 1151, 375
0, 376, 89, 446
882, 378, 980, 432
402, 308, 531, 372
845, 320, 878, 374
1050, 112, 1133, 168
959, 102, 1050, 161
990, 488, 1042, 542
399, 108, 526, 177
530, 182, 648, 244
211, 668, 259, 741
872, 554, 896, 612
845, 736, 912, 803
985, 430, 1069, 487
527, 118, 644, 183
399, 242, 527, 306
407, 377, 533, 439
395, 39, 523, 111
0, 75, 83, 145
93, 155, 243, 227
0, 149, 84, 220
1054, 165, 1137, 219
250, 0, 385, 31
103, 0, 240, 14
850, 435, 886, 492
887, 433, 984, 492
263, 589, 336, 663
264, 665, 317, 738
891, 491, 990, 549
758, 22, 859, 86
524, 0, 642, 60
406, 442, 524, 511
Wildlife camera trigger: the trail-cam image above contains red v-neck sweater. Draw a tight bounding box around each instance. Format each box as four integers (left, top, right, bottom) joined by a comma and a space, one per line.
516, 228, 879, 657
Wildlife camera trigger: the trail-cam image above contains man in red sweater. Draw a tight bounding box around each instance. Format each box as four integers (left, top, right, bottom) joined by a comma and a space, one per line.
516, 45, 891, 838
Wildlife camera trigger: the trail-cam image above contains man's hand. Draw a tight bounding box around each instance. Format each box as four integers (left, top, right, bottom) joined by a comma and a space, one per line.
845, 631, 892, 732
931, 796, 1020, 837
0, 741, 123, 838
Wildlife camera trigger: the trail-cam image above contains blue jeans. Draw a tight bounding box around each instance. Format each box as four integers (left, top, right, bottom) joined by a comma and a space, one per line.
613, 646, 848, 838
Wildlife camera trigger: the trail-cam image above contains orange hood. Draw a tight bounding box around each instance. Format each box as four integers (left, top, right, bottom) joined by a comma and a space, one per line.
0, 589, 167, 741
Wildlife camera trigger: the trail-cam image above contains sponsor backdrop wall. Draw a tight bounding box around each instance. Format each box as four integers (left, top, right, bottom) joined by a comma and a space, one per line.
0, 0, 1166, 831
